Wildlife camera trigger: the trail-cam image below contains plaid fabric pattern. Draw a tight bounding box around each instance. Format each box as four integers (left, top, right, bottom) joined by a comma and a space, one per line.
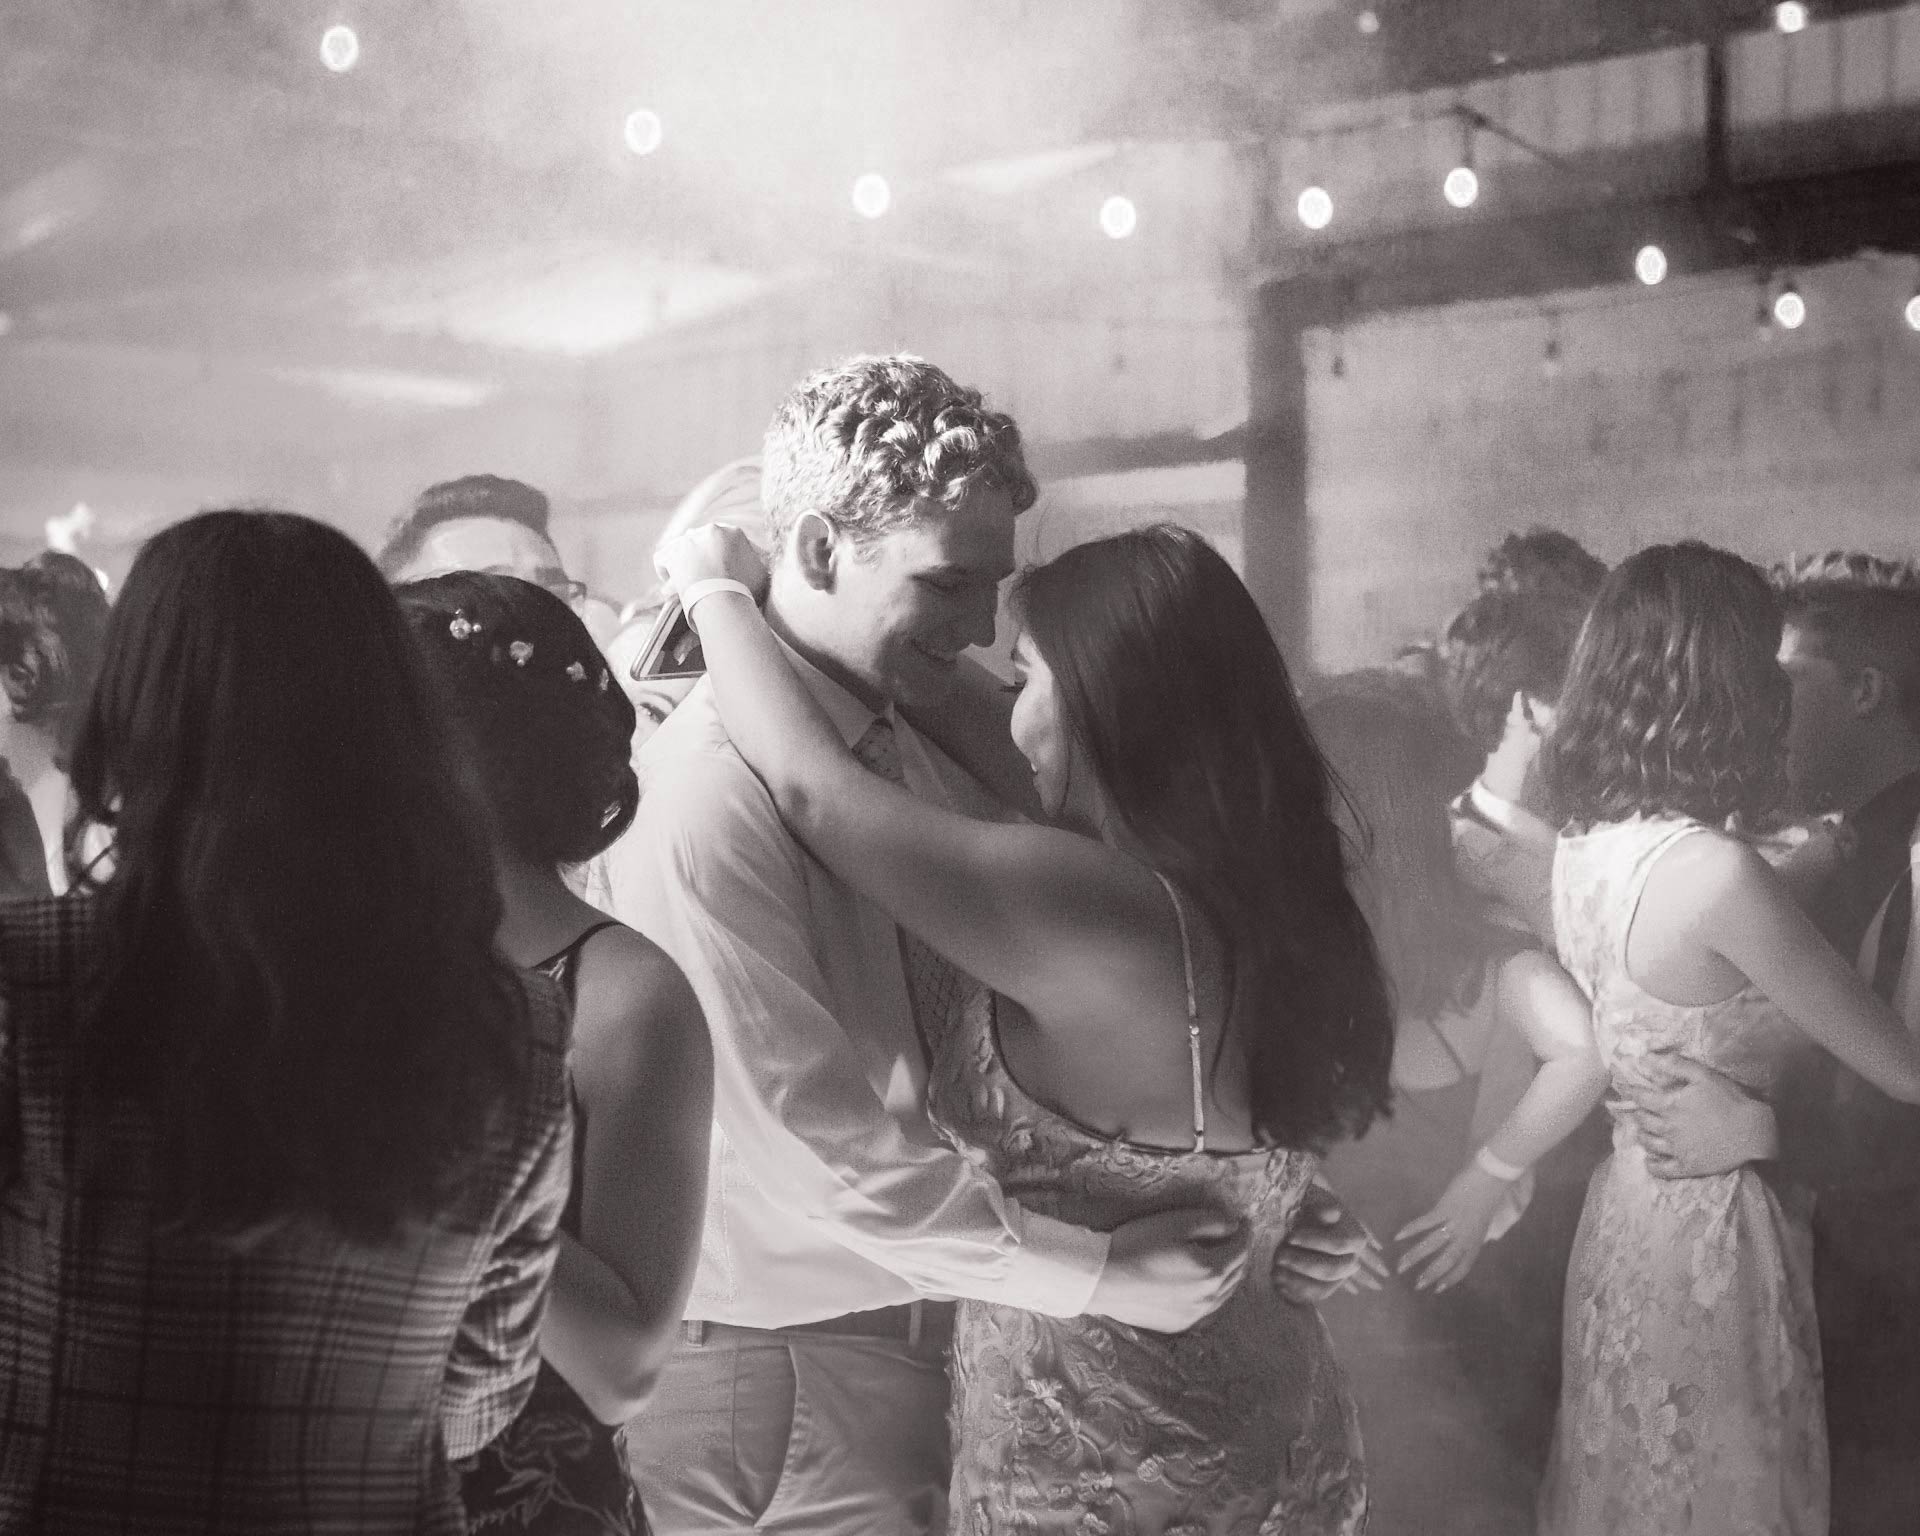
0, 896, 573, 1535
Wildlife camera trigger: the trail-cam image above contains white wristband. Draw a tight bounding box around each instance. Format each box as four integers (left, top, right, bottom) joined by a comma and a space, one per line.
1475, 1145, 1528, 1182
680, 578, 755, 621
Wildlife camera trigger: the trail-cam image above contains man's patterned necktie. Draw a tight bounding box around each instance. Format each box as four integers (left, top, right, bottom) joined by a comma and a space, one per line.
852, 717, 974, 1064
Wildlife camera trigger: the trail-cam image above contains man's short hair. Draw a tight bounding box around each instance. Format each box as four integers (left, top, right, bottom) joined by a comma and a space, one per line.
1477, 527, 1608, 609
1777, 552, 1920, 737
760, 355, 1038, 549
374, 475, 552, 580
1438, 588, 1588, 755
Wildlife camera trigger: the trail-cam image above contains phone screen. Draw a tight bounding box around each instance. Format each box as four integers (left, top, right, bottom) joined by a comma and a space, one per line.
630, 597, 705, 681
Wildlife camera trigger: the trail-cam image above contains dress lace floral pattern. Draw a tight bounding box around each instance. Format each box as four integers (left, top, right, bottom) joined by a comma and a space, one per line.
927, 986, 1367, 1536
1539, 817, 1826, 1536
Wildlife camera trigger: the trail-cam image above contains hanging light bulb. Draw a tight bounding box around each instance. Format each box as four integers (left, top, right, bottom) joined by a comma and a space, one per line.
1443, 112, 1479, 209
1296, 186, 1334, 231
622, 109, 664, 156
1904, 290, 1920, 331
1773, 281, 1807, 330
1098, 195, 1138, 240
319, 24, 360, 73
1634, 244, 1669, 286
851, 173, 891, 220
1775, 3, 1810, 35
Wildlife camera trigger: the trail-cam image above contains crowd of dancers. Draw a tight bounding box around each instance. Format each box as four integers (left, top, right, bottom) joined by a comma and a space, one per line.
0, 351, 1913, 1536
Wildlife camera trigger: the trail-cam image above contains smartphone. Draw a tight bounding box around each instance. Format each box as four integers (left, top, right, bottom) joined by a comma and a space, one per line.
630, 596, 705, 681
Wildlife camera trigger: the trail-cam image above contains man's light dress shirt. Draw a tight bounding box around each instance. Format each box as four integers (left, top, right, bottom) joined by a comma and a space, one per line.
605, 649, 1108, 1329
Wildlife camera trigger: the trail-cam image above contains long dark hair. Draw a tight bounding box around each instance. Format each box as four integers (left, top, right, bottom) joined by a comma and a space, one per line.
1015, 524, 1394, 1152
397, 573, 639, 867
66, 510, 531, 1242
1545, 541, 1791, 832
1306, 670, 1491, 1027
0, 550, 110, 762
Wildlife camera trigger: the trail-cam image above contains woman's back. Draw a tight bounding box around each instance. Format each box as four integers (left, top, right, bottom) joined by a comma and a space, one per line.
0, 896, 573, 1536
930, 901, 1366, 1536
1555, 817, 1811, 1122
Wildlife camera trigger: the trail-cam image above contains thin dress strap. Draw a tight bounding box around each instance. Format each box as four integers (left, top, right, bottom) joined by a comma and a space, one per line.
1152, 871, 1205, 1152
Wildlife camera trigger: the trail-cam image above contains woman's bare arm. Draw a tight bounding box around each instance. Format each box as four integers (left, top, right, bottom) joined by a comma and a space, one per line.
680, 585, 1177, 1020
539, 930, 712, 1422
1689, 836, 1920, 1104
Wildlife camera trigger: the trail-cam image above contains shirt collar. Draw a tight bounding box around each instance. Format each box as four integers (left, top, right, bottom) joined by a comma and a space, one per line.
773, 635, 890, 750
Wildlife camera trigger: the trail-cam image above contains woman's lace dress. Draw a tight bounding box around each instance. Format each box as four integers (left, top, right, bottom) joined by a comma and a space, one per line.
1538, 817, 1825, 1536
928, 881, 1367, 1536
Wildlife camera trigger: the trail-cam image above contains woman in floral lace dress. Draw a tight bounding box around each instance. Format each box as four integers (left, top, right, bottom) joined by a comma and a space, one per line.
658, 520, 1395, 1535
1535, 543, 1920, 1536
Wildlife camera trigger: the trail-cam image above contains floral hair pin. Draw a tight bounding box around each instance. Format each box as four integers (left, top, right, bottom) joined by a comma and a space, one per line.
448, 610, 480, 642
509, 640, 534, 667
565, 661, 587, 683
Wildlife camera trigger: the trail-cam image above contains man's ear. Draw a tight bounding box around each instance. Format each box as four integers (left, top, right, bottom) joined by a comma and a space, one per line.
790, 512, 837, 593
1853, 664, 1888, 719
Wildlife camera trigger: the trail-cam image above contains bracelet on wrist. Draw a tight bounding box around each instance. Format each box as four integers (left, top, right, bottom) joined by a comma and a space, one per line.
1475, 1145, 1529, 1183
680, 578, 755, 623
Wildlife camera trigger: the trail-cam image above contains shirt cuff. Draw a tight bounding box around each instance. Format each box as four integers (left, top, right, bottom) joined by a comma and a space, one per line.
990, 1205, 1111, 1317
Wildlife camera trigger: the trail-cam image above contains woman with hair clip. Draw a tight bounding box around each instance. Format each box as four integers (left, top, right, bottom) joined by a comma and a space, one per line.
656, 520, 1393, 1536
398, 574, 711, 1536
0, 510, 572, 1534
1535, 542, 1920, 1536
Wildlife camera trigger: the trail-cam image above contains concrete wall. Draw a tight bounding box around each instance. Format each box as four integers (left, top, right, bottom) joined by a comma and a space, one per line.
1307, 252, 1920, 672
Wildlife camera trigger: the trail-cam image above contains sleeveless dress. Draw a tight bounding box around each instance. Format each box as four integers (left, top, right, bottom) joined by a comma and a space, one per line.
1538, 817, 1826, 1536
458, 922, 650, 1536
931, 877, 1367, 1536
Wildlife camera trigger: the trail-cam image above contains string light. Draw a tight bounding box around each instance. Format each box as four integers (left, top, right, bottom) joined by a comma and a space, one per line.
1904, 291, 1920, 331
1773, 282, 1807, 330
851, 173, 891, 220
1444, 111, 1479, 209
1356, 10, 1381, 36
319, 24, 360, 73
1775, 3, 1810, 35
1296, 186, 1334, 231
1634, 244, 1668, 286
1098, 195, 1137, 240
622, 109, 664, 156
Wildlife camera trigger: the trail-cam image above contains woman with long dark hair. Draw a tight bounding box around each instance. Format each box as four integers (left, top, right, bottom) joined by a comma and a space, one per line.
656, 519, 1392, 1535
1536, 541, 1920, 1536
398, 573, 711, 1536
0, 510, 572, 1535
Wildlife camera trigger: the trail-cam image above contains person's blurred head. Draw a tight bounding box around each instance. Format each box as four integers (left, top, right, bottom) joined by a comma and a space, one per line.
1010, 523, 1394, 1153
377, 475, 584, 612
398, 573, 638, 870
1307, 671, 1487, 1027
1476, 526, 1608, 610
1437, 588, 1588, 761
0, 549, 110, 764
760, 355, 1036, 711
67, 509, 529, 1243
1771, 552, 1920, 812
1545, 541, 1790, 832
